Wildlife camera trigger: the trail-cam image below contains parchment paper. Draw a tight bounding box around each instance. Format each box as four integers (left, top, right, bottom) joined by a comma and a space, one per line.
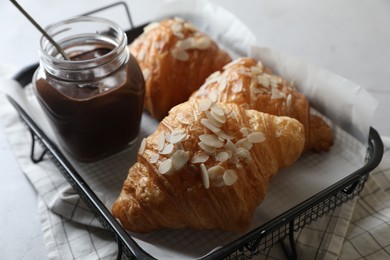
0, 0, 379, 259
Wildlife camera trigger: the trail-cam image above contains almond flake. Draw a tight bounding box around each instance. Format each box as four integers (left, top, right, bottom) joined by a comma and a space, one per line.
139, 138, 146, 154
215, 130, 233, 140
223, 58, 245, 69
199, 134, 224, 148
205, 110, 223, 127
171, 49, 189, 61
138, 50, 145, 61
176, 38, 196, 50
231, 80, 243, 93
215, 151, 229, 162
200, 163, 210, 189
195, 37, 211, 50
142, 69, 150, 81
199, 98, 213, 112
173, 17, 185, 23
247, 132, 266, 143
157, 132, 165, 151
210, 104, 225, 117
167, 130, 187, 144
191, 153, 209, 164
210, 110, 226, 124
143, 22, 160, 33
228, 155, 239, 164
218, 77, 228, 93
198, 141, 217, 154
171, 23, 183, 33
158, 159, 173, 174
149, 152, 159, 163
160, 143, 174, 155
286, 93, 292, 110
183, 22, 198, 32
250, 66, 263, 75
201, 118, 220, 133
236, 147, 251, 160
271, 88, 286, 99
208, 166, 225, 187
171, 150, 189, 171
240, 128, 252, 136
209, 90, 218, 103
223, 169, 238, 186
224, 139, 237, 152
235, 138, 253, 150
257, 74, 270, 88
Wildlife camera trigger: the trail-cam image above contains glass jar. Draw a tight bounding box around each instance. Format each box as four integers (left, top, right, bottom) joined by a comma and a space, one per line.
33, 17, 145, 162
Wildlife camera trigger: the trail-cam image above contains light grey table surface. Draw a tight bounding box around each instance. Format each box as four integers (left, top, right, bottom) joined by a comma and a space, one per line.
0, 0, 389, 259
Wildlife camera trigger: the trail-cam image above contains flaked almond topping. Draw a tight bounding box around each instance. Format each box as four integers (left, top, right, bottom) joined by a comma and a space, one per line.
205, 110, 223, 128
223, 58, 245, 69
201, 118, 220, 133
236, 147, 251, 160
224, 139, 237, 152
171, 49, 189, 61
167, 130, 187, 144
198, 141, 217, 154
236, 163, 244, 169
160, 143, 174, 155
236, 138, 253, 150
210, 103, 225, 117
176, 38, 196, 50
158, 159, 173, 174
231, 80, 243, 93
200, 163, 210, 189
199, 98, 213, 112
208, 165, 225, 187
208, 71, 221, 81
250, 66, 263, 75
177, 114, 190, 125
143, 22, 160, 33
209, 90, 218, 103
199, 134, 224, 148
195, 37, 211, 50
171, 150, 189, 171
270, 76, 282, 88
149, 152, 159, 164
138, 50, 146, 61
215, 151, 230, 162
215, 129, 233, 140
286, 93, 292, 110
142, 69, 150, 81
210, 110, 226, 124
174, 16, 185, 23
240, 127, 252, 136
257, 74, 270, 88
139, 138, 146, 154
223, 169, 238, 186
247, 132, 266, 143
218, 77, 228, 93
228, 155, 239, 164
191, 153, 209, 164
271, 88, 286, 99
171, 23, 184, 39
183, 22, 198, 32
157, 132, 165, 151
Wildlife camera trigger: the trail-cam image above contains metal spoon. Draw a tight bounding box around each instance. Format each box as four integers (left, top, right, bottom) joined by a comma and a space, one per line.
10, 0, 70, 60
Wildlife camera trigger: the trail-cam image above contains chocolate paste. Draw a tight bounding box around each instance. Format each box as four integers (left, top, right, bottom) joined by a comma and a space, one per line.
34, 49, 145, 161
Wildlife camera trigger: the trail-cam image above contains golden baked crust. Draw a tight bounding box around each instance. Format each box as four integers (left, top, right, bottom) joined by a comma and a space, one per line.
129, 17, 232, 120
191, 57, 333, 152
112, 100, 305, 233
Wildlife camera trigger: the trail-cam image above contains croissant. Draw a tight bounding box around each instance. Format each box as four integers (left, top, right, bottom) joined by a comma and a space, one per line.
112, 99, 305, 233
190, 57, 333, 152
129, 17, 232, 120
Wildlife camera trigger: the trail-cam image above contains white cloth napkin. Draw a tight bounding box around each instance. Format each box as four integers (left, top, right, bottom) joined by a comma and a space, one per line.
1, 76, 390, 259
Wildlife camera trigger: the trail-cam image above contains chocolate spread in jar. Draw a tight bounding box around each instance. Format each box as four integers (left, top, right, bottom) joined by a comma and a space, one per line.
34, 48, 145, 161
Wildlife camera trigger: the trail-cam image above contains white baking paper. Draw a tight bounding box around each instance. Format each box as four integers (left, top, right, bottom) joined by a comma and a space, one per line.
0, 0, 379, 259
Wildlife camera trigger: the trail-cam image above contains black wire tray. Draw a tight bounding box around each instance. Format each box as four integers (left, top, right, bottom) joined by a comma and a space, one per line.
6, 2, 384, 259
